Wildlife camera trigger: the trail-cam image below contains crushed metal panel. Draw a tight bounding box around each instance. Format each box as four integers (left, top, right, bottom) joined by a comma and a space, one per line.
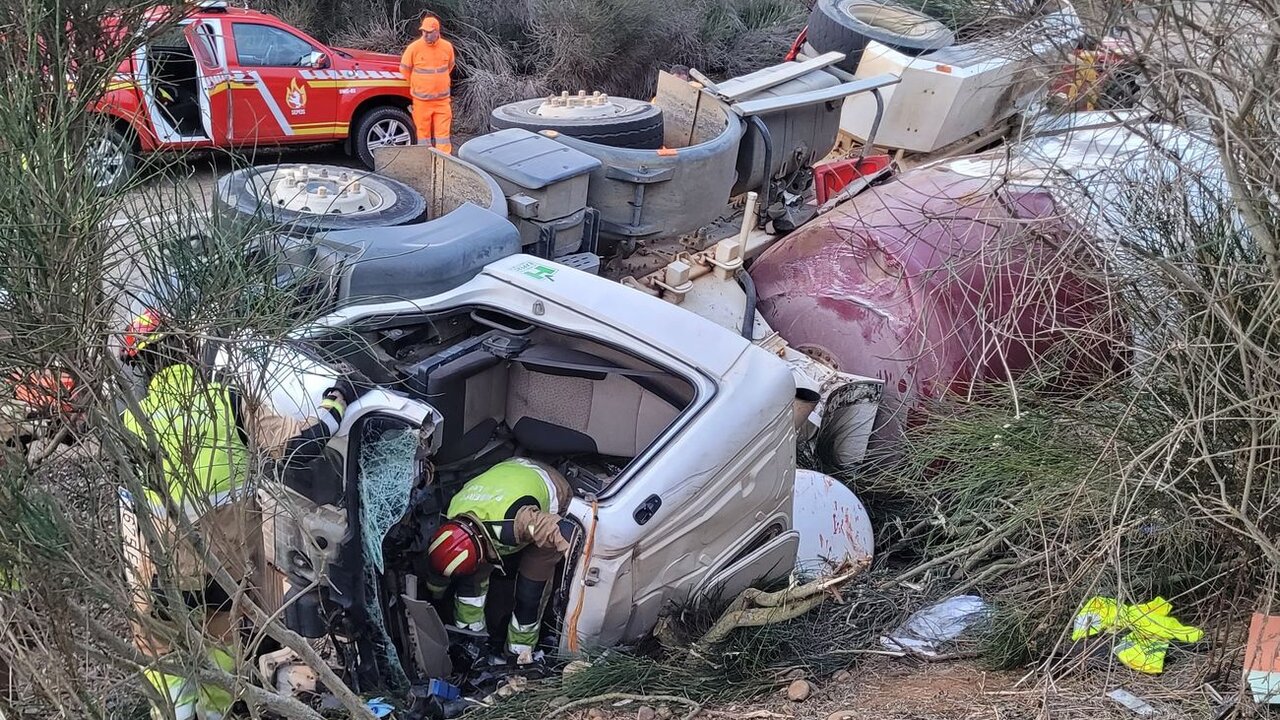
403, 596, 453, 679
750, 165, 1126, 448
696, 529, 800, 603
653, 70, 728, 148
373, 144, 445, 215
374, 144, 506, 218
733, 75, 898, 117
712, 52, 847, 102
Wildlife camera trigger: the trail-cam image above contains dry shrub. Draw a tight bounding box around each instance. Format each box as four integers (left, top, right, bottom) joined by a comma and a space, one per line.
254, 0, 810, 131
261, 0, 325, 37
0, 1, 372, 717
453, 39, 554, 136
839, 0, 1280, 690
329, 8, 407, 53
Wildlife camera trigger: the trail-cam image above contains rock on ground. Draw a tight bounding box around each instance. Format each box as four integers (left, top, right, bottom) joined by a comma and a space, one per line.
787, 679, 814, 702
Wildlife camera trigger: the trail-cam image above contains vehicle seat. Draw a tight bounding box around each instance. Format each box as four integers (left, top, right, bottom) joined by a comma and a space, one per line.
506, 345, 680, 458
421, 351, 508, 465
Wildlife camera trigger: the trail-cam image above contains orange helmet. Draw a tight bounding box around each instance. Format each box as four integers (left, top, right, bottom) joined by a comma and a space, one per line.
427, 517, 485, 578
121, 309, 164, 359
420, 16, 440, 33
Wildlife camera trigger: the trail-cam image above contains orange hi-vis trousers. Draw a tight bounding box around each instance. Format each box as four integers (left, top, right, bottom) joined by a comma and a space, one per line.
413, 100, 453, 154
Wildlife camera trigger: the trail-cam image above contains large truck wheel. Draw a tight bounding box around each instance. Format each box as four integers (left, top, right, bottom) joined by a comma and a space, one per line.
807, 0, 955, 71
352, 105, 416, 169
214, 164, 427, 234
490, 93, 664, 149
87, 125, 137, 193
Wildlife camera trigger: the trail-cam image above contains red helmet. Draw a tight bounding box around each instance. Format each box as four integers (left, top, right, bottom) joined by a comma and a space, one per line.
427, 518, 485, 578
121, 309, 165, 359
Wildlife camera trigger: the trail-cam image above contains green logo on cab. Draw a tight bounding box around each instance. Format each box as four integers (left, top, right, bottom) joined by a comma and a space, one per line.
514, 261, 558, 282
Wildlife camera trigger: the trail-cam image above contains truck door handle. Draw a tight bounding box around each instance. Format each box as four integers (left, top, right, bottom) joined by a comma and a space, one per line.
633, 495, 662, 525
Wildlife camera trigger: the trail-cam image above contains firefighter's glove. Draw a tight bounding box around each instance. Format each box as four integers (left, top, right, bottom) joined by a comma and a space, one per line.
515, 507, 571, 554
318, 388, 347, 433
329, 377, 365, 404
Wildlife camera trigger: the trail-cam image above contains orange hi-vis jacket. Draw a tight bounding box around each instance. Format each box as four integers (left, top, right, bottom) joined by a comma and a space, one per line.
400, 37, 456, 102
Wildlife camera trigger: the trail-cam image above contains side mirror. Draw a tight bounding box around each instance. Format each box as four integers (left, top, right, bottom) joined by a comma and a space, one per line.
305, 51, 329, 69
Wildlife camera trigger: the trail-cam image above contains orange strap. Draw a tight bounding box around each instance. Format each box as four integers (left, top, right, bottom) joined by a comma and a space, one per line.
565, 496, 599, 653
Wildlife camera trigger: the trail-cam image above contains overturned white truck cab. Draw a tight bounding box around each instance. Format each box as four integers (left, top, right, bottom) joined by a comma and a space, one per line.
219, 222, 875, 694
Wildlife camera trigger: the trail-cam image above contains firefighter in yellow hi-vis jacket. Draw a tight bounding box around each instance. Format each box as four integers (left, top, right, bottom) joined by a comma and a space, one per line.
424, 459, 575, 660
118, 310, 356, 719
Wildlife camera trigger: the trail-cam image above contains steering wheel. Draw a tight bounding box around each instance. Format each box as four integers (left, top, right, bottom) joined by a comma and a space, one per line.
262, 39, 278, 66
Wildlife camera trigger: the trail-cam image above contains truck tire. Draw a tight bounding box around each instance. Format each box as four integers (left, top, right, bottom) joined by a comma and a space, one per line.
490, 96, 664, 149
87, 125, 137, 193
351, 105, 416, 169
214, 163, 427, 234
807, 0, 955, 71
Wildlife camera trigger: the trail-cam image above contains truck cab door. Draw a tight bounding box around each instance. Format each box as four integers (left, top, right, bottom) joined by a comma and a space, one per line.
185, 18, 230, 144
223, 21, 341, 145
272, 390, 441, 691
132, 22, 210, 145
283, 390, 440, 595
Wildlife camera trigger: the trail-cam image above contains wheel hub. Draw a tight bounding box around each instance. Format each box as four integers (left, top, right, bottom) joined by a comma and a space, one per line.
89, 137, 125, 187
259, 165, 391, 215
536, 90, 630, 120
368, 119, 411, 149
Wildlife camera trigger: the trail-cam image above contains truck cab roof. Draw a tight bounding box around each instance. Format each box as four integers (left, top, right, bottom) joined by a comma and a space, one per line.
143, 3, 273, 23
483, 255, 753, 376
308, 252, 754, 379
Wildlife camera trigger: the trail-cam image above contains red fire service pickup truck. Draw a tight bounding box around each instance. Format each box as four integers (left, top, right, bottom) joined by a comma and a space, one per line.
90, 2, 413, 190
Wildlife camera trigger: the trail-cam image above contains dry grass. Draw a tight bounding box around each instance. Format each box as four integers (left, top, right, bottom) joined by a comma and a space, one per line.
802, 0, 1280, 710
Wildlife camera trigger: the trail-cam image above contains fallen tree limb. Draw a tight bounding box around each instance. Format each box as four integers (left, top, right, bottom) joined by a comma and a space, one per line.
691, 558, 870, 652
546, 693, 701, 720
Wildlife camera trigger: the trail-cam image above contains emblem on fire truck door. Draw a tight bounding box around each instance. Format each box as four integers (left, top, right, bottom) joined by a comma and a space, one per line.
286, 78, 308, 115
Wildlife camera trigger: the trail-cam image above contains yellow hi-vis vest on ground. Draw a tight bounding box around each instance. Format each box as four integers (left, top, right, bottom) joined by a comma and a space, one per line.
123, 365, 247, 511
447, 459, 557, 556
1071, 595, 1203, 674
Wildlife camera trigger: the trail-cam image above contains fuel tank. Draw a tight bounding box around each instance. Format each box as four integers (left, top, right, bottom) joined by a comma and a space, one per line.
750, 164, 1127, 453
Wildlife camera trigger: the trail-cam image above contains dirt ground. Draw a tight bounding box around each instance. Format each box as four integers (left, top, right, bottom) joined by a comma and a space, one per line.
126, 142, 360, 210
559, 652, 1242, 720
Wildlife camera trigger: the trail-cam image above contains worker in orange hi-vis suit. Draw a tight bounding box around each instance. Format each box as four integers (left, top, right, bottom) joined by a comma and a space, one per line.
400, 16, 456, 153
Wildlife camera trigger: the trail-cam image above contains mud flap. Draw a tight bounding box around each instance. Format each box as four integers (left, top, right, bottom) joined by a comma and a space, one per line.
402, 595, 453, 680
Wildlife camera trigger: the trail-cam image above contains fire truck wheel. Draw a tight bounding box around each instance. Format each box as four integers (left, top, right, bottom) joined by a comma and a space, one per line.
87, 125, 137, 193
490, 95, 664, 149
807, 0, 954, 71
352, 105, 416, 169
214, 163, 427, 234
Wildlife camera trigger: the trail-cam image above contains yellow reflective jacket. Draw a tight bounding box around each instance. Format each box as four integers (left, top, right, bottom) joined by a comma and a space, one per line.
123, 365, 247, 510
447, 459, 560, 556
